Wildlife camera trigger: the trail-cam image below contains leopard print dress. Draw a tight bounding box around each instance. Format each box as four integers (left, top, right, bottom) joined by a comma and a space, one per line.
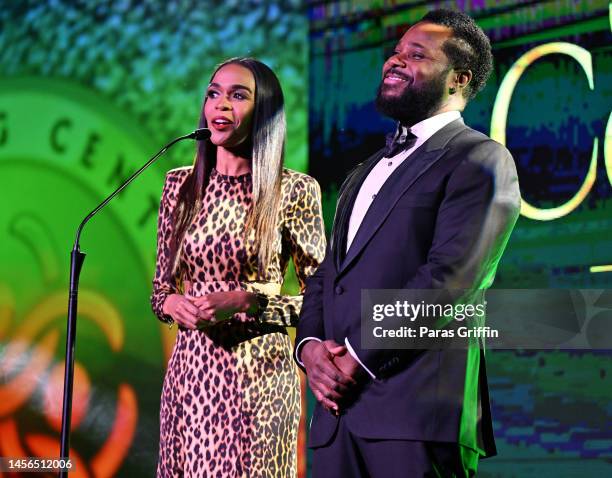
151, 166, 325, 477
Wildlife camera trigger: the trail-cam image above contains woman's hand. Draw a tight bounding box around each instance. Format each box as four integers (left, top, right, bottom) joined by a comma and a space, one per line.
162, 293, 202, 330
188, 290, 257, 326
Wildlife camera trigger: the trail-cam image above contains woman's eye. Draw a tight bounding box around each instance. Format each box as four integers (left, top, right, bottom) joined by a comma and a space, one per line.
206, 90, 218, 98
412, 53, 424, 59
233, 92, 246, 100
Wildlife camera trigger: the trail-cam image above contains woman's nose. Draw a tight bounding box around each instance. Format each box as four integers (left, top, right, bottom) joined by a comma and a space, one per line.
215, 97, 231, 110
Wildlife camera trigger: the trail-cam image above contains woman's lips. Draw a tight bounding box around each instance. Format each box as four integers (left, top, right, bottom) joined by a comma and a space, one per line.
210, 117, 234, 130
211, 123, 232, 131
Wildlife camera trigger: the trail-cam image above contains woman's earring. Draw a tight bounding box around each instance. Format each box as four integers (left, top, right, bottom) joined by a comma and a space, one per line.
449, 87, 456, 95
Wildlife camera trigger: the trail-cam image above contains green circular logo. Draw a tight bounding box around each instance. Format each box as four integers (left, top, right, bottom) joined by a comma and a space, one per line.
0, 78, 168, 476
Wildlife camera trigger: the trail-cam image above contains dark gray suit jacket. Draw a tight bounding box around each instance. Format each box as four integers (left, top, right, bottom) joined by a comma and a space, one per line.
295, 118, 521, 456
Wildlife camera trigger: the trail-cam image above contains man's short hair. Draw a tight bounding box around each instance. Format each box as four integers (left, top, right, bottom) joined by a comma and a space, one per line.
421, 9, 493, 99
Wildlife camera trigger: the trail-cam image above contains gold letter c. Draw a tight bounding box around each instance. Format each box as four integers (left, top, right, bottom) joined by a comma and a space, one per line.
491, 42, 596, 221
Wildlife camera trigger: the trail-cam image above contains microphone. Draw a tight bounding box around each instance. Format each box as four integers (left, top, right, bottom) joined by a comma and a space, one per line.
189, 127, 212, 141
58, 128, 208, 477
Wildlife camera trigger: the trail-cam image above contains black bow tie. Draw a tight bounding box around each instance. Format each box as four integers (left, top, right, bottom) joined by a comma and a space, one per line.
384, 125, 417, 158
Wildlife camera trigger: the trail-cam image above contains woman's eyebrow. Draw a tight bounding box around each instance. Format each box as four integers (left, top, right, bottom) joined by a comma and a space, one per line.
208, 82, 253, 93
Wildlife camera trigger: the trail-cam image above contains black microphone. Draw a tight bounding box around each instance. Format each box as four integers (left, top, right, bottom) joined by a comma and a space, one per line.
58, 127, 208, 477
189, 127, 212, 140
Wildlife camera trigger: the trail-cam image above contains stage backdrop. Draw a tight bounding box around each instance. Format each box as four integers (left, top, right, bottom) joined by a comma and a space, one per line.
308, 0, 611, 476
0, 1, 308, 477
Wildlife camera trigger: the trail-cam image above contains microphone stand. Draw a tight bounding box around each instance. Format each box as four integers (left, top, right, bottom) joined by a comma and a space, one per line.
58, 128, 210, 478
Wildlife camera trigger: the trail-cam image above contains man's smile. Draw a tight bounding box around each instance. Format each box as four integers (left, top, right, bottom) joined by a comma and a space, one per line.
383, 69, 412, 85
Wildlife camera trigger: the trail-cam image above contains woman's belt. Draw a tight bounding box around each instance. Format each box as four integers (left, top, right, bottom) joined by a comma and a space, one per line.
183, 280, 281, 297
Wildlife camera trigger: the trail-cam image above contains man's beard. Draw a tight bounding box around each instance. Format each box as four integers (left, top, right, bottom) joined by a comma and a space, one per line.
375, 71, 448, 127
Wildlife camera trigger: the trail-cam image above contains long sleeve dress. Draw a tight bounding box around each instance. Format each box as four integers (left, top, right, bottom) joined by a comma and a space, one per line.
151, 166, 326, 478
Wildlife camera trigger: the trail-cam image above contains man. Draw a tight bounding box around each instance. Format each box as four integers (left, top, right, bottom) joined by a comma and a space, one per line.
295, 9, 521, 477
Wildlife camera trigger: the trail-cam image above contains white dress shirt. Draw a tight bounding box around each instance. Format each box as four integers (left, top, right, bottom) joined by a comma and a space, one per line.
346, 110, 461, 249
297, 111, 462, 379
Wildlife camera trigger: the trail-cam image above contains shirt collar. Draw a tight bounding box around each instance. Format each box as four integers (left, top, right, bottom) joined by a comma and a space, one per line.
398, 110, 461, 143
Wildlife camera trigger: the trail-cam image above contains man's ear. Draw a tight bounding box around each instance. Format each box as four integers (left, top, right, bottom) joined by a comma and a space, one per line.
452, 69, 472, 95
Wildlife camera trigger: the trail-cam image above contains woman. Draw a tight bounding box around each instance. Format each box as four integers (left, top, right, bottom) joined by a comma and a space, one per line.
151, 58, 326, 477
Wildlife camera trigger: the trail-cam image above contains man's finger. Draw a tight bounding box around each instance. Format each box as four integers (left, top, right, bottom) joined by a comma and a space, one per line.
311, 370, 347, 399
326, 345, 347, 356
317, 360, 357, 386
322, 340, 343, 353
310, 385, 327, 406
311, 384, 339, 412
323, 339, 342, 347
317, 376, 347, 399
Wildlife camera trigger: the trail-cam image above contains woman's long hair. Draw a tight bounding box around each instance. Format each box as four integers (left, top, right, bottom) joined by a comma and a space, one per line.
166, 57, 286, 280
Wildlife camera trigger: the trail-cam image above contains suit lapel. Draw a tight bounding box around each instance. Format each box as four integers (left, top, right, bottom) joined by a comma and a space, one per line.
332, 149, 386, 270
338, 118, 467, 276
